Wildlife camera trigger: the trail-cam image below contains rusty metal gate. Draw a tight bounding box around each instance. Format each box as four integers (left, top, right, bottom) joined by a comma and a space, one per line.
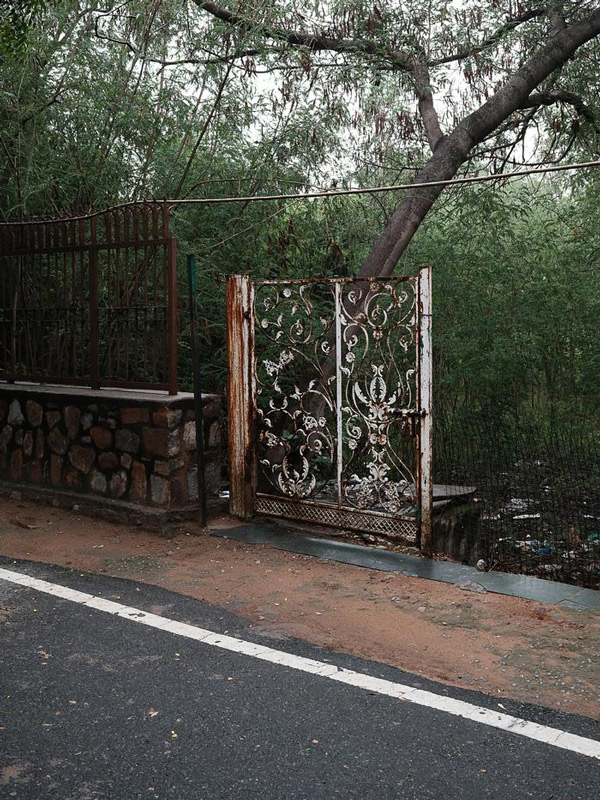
227, 268, 432, 550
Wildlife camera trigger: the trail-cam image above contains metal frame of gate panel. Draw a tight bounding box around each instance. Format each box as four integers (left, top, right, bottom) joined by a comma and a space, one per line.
226, 275, 255, 518
417, 264, 433, 553
226, 269, 433, 550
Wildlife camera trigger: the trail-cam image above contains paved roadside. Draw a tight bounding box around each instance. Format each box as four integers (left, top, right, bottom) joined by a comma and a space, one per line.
0, 496, 598, 721
1, 561, 599, 799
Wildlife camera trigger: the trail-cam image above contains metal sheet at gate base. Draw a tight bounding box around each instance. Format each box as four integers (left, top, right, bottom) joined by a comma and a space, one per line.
212, 525, 600, 609
255, 495, 418, 543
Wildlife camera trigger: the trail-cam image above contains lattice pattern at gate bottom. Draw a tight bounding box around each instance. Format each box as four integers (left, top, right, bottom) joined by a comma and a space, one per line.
255, 496, 418, 543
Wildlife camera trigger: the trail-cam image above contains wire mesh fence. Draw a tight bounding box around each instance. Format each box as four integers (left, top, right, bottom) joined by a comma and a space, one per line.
434, 407, 600, 588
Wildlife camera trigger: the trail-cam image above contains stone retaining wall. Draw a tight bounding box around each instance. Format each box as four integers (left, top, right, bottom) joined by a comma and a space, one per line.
0, 384, 222, 515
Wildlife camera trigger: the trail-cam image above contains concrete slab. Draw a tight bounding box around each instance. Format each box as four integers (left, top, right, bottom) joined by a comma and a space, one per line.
0, 381, 210, 404
212, 523, 600, 610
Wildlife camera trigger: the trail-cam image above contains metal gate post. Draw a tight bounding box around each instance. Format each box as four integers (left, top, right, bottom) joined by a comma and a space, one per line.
418, 265, 433, 554
334, 282, 343, 508
226, 275, 255, 518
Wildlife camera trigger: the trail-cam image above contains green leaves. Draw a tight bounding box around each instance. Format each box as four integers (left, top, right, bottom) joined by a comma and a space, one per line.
0, 0, 48, 58
406, 177, 600, 429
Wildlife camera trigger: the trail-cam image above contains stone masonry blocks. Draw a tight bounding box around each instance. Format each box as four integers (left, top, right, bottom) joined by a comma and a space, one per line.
0, 386, 222, 512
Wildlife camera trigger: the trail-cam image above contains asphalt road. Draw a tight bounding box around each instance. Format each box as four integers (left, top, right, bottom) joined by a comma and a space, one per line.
1, 557, 599, 799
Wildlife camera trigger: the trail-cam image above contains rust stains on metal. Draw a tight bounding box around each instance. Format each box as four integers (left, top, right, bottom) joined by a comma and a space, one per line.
226, 275, 255, 518
0, 203, 178, 393
418, 264, 433, 554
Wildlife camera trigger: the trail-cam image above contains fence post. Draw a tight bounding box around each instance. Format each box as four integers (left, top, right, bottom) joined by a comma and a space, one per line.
226, 275, 255, 519
167, 237, 178, 395
187, 254, 207, 526
418, 264, 433, 554
89, 217, 100, 389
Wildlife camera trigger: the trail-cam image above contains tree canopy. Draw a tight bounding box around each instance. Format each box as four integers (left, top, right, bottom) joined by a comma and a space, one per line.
2, 2, 599, 250
2, 1, 599, 403
185, 0, 600, 275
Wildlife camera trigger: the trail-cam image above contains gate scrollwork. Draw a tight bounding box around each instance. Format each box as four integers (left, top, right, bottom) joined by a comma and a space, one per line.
254, 282, 336, 500
339, 280, 417, 514
254, 278, 419, 515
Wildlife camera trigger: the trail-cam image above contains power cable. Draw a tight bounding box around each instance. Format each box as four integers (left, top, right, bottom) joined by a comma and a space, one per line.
3, 159, 600, 224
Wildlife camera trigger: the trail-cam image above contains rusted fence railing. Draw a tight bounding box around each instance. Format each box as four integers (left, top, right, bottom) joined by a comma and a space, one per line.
0, 203, 178, 393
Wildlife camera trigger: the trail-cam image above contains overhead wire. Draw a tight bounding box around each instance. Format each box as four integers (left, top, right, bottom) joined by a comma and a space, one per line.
170, 159, 600, 205
3, 159, 600, 224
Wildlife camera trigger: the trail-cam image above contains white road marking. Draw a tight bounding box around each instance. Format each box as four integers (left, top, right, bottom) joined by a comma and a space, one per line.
1, 565, 599, 760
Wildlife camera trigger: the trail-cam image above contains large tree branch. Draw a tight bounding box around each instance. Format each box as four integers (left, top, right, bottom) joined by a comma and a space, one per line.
357, 8, 600, 278
470, 107, 540, 165
519, 89, 598, 128
413, 60, 444, 151
471, 86, 600, 164
546, 1, 567, 37
194, 2, 546, 71
193, 1, 414, 71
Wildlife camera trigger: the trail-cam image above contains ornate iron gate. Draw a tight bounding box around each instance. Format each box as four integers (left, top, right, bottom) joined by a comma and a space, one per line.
227, 268, 432, 550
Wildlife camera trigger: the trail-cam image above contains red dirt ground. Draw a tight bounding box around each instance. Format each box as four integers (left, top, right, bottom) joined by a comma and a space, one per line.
1, 497, 598, 721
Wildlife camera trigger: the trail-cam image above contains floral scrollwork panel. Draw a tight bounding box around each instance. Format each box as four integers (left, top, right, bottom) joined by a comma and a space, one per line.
252, 276, 420, 518
339, 280, 418, 513
254, 282, 337, 500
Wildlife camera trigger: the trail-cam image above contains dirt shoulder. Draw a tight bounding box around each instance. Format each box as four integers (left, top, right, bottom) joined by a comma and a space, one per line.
0, 496, 598, 721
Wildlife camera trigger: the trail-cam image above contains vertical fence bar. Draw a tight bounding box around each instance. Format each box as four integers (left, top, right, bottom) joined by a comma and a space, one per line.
167, 237, 178, 395
133, 207, 140, 381
10, 247, 19, 381
79, 219, 86, 376
70, 219, 76, 374
226, 275, 255, 519
151, 205, 159, 381
418, 264, 433, 554
123, 208, 130, 382
52, 223, 60, 374
142, 207, 149, 379
114, 210, 121, 380
187, 254, 207, 525
89, 216, 100, 389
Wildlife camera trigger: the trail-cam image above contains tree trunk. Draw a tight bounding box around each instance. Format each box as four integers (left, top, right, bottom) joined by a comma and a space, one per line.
358, 9, 600, 278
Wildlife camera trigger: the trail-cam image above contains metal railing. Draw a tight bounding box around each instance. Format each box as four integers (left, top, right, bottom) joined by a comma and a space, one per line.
0, 203, 178, 394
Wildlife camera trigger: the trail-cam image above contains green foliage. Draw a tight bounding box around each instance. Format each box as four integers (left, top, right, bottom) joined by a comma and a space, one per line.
2, 1, 599, 219
1, 0, 598, 426
402, 179, 600, 431
0, 0, 47, 57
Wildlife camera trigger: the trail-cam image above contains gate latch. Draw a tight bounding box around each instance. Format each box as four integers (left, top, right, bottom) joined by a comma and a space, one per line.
390, 409, 427, 419
390, 408, 427, 438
